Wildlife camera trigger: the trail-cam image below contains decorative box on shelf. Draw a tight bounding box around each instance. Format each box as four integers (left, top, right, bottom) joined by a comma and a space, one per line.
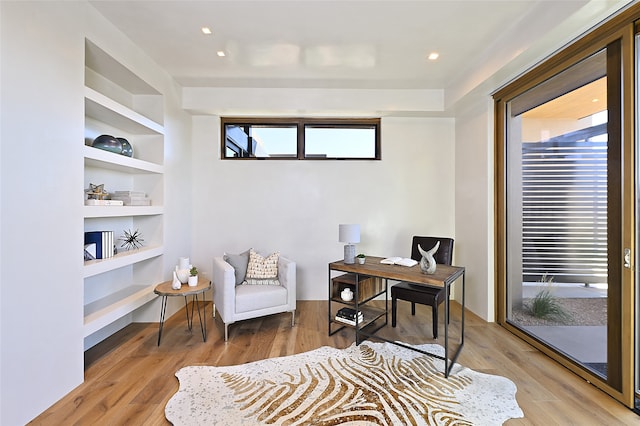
110, 190, 151, 206
331, 273, 383, 303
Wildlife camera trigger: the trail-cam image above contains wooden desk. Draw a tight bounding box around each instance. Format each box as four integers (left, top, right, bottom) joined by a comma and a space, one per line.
154, 278, 211, 346
328, 257, 465, 377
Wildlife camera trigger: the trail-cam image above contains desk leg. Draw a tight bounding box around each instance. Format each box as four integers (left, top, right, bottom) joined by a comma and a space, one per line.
157, 295, 168, 346
444, 283, 449, 376
355, 273, 362, 345
444, 272, 466, 378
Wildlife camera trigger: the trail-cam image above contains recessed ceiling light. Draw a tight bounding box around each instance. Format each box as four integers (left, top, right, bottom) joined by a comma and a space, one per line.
217, 51, 226, 57
201, 27, 212, 35
592, 98, 599, 103
428, 52, 439, 61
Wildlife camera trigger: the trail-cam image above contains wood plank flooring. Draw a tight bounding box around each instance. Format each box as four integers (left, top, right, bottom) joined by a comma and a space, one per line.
29, 300, 639, 425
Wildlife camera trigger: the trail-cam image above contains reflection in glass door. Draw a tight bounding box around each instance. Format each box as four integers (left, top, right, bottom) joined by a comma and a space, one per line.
505, 49, 612, 379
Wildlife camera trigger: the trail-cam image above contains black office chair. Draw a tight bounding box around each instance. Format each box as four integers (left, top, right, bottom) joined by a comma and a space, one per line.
391, 236, 454, 338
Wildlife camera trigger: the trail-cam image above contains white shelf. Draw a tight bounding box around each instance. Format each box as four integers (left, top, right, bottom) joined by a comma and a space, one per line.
83, 245, 163, 278
83, 38, 165, 346
84, 145, 163, 174
85, 87, 164, 135
83, 284, 158, 337
83, 205, 163, 218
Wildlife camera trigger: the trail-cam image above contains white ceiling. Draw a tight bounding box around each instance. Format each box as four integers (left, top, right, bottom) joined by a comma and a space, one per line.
89, 0, 632, 98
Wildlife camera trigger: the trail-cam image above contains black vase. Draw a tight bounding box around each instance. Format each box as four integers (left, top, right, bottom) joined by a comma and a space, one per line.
92, 134, 122, 154
117, 138, 134, 157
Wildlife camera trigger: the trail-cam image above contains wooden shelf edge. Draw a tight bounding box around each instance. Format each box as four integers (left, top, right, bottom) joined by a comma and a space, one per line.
83, 245, 163, 278
83, 284, 157, 337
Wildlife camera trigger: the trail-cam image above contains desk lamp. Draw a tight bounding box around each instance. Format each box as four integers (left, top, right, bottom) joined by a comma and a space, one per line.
339, 224, 360, 264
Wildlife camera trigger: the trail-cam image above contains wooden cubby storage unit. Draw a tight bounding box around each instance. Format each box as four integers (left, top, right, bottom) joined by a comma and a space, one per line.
83, 39, 164, 348
329, 273, 386, 331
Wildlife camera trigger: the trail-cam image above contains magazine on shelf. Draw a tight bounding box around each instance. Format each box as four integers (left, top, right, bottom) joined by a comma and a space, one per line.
380, 257, 418, 267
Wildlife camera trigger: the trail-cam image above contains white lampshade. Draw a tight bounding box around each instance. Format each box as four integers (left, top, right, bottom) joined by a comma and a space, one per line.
339, 224, 360, 243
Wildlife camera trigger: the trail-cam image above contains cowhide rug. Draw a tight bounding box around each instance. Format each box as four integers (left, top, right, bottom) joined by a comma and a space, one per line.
165, 342, 523, 425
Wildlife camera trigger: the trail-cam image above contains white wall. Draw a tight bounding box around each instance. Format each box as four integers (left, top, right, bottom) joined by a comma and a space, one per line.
190, 114, 455, 300
0, 2, 192, 424
454, 95, 496, 321
1, 3, 85, 424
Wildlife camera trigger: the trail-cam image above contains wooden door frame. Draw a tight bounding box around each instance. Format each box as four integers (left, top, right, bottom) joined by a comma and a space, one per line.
493, 6, 638, 408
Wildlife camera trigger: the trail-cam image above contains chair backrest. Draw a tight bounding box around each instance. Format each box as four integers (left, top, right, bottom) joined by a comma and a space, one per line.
410, 236, 454, 266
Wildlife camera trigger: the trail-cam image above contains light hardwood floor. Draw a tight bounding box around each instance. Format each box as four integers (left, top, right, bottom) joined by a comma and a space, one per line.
30, 300, 639, 425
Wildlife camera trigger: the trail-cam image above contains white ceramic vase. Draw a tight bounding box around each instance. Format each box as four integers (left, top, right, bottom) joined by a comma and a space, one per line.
171, 271, 182, 290
176, 257, 190, 283
341, 288, 354, 301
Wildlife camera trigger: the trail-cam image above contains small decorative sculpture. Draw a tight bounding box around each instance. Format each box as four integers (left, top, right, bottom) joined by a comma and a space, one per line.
171, 271, 182, 290
86, 183, 108, 200
119, 229, 144, 250
418, 241, 440, 274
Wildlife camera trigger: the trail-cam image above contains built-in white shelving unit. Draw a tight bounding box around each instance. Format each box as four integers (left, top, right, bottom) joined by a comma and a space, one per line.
83, 39, 165, 347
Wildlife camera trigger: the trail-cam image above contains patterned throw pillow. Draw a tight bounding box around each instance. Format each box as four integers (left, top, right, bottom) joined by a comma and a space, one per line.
244, 250, 280, 285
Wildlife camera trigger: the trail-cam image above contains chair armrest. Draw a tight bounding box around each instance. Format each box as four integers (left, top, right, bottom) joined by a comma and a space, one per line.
278, 256, 296, 309
212, 256, 237, 322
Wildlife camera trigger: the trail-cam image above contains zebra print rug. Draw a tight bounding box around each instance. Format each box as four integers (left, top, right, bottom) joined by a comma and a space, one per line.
165, 342, 523, 425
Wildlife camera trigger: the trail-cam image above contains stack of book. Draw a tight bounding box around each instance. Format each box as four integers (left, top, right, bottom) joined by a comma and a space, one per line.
84, 231, 115, 259
110, 191, 151, 206
335, 307, 364, 326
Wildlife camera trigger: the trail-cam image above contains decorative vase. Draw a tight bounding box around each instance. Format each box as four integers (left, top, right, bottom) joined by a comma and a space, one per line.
92, 134, 123, 154
341, 288, 354, 301
117, 137, 134, 157
188, 275, 198, 287
171, 271, 181, 290
357, 257, 365, 264
175, 257, 190, 283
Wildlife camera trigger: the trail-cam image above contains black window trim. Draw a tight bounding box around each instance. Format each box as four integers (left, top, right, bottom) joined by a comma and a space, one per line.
221, 117, 381, 160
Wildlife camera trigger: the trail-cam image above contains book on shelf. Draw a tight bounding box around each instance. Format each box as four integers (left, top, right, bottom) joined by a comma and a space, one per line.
84, 231, 114, 259
85, 199, 124, 206
336, 307, 363, 321
380, 257, 418, 267
334, 316, 363, 326
84, 243, 96, 260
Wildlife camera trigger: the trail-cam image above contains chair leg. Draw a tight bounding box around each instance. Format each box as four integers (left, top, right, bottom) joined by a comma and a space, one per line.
411, 302, 416, 316
432, 304, 438, 339
291, 310, 295, 327
212, 303, 216, 318
391, 296, 397, 327
224, 323, 229, 342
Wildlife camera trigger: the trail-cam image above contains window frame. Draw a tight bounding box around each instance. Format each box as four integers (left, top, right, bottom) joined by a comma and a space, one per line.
220, 117, 381, 160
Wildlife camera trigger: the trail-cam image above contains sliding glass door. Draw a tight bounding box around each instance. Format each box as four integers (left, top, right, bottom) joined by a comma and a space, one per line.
495, 31, 633, 403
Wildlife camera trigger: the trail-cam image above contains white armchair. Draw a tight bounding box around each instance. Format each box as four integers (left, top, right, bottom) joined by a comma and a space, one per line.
212, 254, 296, 341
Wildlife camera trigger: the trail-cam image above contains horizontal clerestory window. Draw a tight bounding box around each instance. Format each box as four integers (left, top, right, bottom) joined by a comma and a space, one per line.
221, 117, 380, 160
